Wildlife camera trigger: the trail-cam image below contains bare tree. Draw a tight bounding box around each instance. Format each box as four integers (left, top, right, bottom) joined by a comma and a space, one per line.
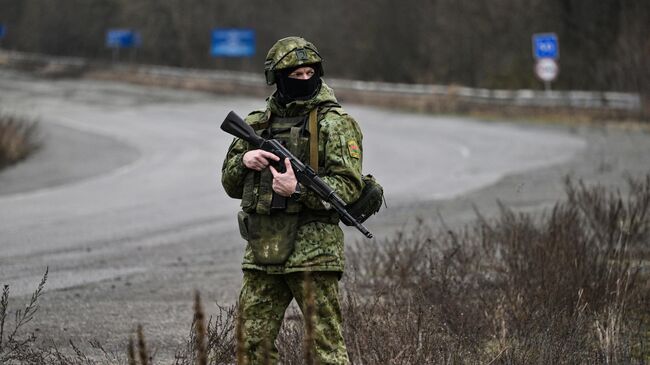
0, 0, 647, 94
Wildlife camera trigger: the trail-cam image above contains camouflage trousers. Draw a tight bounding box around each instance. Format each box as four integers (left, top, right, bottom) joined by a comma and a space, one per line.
238, 270, 350, 365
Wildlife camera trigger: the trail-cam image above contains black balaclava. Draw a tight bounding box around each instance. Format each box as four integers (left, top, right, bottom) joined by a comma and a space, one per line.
275, 64, 322, 105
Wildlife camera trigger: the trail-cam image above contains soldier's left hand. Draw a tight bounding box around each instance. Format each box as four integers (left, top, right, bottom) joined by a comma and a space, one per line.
269, 158, 298, 197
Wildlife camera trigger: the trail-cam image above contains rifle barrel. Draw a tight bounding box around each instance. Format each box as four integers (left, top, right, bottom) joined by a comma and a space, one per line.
221, 111, 373, 239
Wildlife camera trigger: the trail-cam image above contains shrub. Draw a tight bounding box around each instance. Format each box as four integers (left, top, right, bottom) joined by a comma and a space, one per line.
1, 270, 126, 365
0, 269, 48, 363
341, 176, 649, 364
0, 112, 41, 170
178, 176, 649, 364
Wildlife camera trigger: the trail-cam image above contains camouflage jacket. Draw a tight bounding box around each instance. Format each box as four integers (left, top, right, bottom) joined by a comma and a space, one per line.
221, 83, 364, 273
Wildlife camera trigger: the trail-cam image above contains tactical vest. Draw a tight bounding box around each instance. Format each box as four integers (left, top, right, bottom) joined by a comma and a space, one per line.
238, 105, 343, 265
240, 102, 342, 216
238, 109, 311, 265
240, 113, 309, 215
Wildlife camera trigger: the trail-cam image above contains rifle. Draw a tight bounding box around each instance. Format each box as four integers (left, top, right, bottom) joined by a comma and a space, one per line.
221, 111, 373, 239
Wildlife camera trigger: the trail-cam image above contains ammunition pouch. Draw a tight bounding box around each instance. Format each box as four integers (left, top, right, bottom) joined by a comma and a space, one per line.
344, 174, 384, 225
245, 212, 300, 265
237, 208, 338, 265
237, 211, 250, 241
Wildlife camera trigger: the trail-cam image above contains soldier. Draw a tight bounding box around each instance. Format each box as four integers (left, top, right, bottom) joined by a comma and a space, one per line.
221, 36, 364, 364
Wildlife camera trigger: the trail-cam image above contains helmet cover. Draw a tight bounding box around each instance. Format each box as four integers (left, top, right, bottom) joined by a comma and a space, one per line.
264, 36, 323, 85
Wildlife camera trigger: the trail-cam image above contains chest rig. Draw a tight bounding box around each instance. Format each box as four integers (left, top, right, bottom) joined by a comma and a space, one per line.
237, 104, 345, 264
238, 108, 316, 265
240, 110, 314, 216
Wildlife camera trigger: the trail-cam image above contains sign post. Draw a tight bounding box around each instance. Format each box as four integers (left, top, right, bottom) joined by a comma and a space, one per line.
532, 32, 559, 91
0, 24, 6, 48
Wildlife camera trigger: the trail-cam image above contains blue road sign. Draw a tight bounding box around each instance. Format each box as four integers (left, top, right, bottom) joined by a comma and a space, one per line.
133, 32, 142, 47
532, 33, 559, 59
0, 24, 6, 39
106, 29, 141, 48
211, 29, 255, 57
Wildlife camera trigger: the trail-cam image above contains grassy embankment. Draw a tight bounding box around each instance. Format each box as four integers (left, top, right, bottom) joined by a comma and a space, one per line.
2, 177, 649, 364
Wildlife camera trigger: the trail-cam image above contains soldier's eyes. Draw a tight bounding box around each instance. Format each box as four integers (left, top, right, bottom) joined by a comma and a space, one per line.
289, 69, 315, 78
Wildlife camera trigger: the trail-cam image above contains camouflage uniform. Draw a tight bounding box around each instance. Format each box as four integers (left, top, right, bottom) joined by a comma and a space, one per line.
221, 37, 363, 365
239, 271, 347, 364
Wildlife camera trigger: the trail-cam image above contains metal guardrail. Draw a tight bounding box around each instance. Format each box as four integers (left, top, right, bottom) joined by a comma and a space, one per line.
327, 79, 642, 110
0, 50, 87, 67
119, 62, 263, 86
0, 50, 642, 111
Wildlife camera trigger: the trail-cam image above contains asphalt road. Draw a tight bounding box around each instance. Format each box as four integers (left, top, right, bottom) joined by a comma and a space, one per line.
3, 69, 630, 357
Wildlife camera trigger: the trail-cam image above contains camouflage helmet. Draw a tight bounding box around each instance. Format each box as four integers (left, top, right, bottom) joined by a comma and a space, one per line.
264, 36, 323, 85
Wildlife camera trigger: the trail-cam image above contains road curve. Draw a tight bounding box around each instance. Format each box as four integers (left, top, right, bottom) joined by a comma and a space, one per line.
0, 70, 585, 354
0, 70, 586, 293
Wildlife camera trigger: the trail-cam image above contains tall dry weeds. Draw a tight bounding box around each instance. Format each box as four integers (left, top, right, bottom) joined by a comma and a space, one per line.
0, 112, 40, 170
174, 301, 237, 365
136, 325, 150, 365
2, 176, 649, 364
0, 268, 48, 364
174, 176, 649, 364
193, 292, 207, 365
303, 272, 316, 365
342, 176, 649, 364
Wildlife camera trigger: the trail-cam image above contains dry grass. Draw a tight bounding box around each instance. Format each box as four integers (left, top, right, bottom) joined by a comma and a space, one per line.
2, 176, 649, 364
173, 299, 237, 365
175, 176, 650, 364
0, 268, 48, 363
339, 176, 650, 364
1, 268, 127, 364
0, 112, 41, 170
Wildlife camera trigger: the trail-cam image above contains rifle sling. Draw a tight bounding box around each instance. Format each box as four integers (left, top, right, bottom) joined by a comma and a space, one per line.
308, 108, 318, 172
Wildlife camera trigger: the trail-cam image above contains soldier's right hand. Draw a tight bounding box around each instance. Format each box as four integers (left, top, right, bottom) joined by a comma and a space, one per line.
242, 150, 280, 171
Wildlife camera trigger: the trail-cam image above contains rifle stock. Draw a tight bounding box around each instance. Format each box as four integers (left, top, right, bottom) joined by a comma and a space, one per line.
221, 111, 373, 239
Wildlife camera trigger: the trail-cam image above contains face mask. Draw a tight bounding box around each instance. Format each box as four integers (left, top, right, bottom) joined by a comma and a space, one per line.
275, 65, 322, 104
